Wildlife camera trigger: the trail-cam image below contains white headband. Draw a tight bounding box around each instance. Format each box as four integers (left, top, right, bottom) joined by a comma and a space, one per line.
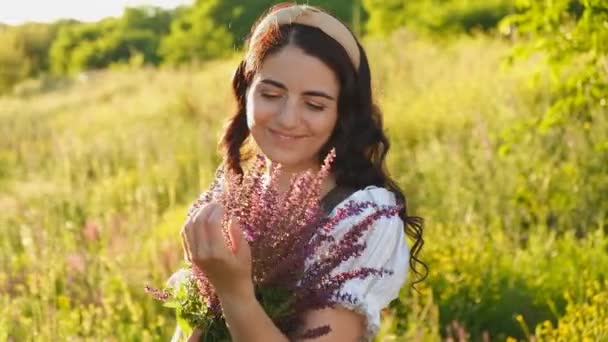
249, 5, 360, 69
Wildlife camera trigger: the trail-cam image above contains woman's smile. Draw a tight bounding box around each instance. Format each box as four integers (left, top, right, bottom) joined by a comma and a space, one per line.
267, 127, 310, 144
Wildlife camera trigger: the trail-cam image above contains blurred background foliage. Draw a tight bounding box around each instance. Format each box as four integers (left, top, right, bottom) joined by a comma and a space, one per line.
1, 0, 607, 341
0, 0, 518, 91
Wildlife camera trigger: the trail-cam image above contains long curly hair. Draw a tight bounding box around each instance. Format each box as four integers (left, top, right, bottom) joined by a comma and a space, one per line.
219, 4, 427, 285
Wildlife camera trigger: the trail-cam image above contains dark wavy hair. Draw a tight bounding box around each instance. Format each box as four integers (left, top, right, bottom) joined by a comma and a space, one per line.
219, 4, 427, 286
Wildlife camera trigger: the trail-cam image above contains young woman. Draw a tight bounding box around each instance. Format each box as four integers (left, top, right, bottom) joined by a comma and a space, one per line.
179, 3, 425, 341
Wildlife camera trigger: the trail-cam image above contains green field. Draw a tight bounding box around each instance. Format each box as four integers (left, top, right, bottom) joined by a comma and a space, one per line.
1, 30, 607, 341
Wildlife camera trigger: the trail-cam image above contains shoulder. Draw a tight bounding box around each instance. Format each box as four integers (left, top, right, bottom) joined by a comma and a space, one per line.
344, 185, 398, 207
323, 186, 406, 247
321, 186, 410, 339
327, 185, 402, 229
326, 185, 407, 251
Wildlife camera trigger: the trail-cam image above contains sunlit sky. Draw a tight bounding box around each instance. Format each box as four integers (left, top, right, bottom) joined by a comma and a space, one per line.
0, 0, 193, 25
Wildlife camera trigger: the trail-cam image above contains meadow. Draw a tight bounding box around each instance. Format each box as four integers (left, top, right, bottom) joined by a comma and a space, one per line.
1, 29, 607, 341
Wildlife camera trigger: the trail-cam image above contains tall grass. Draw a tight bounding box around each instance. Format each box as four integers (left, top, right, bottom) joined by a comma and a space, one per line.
1, 30, 606, 341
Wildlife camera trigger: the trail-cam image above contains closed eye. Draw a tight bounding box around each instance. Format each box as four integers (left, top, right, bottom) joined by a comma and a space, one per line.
260, 93, 281, 100
261, 92, 281, 99
307, 102, 325, 111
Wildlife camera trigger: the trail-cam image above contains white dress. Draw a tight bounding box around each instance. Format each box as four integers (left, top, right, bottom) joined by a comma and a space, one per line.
168, 185, 410, 341
312, 185, 410, 341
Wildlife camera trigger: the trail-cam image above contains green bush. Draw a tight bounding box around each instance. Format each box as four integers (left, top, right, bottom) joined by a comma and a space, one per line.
500, 0, 608, 130
0, 22, 62, 93
159, 1, 234, 65
533, 281, 608, 341
498, 0, 608, 236
49, 7, 175, 74
363, 0, 513, 35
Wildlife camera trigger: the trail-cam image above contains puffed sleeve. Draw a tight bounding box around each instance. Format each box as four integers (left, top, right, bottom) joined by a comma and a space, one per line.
319, 186, 410, 341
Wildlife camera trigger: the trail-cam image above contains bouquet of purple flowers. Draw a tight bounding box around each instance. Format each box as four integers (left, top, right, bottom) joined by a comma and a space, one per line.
146, 150, 401, 341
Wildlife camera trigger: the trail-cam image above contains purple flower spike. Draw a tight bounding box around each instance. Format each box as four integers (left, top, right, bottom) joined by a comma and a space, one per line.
146, 148, 402, 339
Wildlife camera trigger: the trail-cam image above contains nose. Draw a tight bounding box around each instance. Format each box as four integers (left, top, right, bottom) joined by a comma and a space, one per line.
276, 98, 299, 130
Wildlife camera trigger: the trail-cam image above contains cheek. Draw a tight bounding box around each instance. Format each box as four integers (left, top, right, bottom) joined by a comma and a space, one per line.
246, 93, 274, 130
311, 112, 338, 140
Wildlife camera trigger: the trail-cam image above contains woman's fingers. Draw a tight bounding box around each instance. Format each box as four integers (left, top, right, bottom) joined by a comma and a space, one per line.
203, 204, 228, 257
180, 226, 192, 263
181, 201, 248, 272
180, 208, 200, 263
185, 202, 230, 264
227, 219, 244, 254
186, 328, 203, 342
192, 203, 216, 254
180, 203, 252, 296
181, 204, 210, 264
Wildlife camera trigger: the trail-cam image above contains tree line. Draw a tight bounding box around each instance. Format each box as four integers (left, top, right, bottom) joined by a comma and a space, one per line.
2, 0, 603, 97
0, 0, 516, 94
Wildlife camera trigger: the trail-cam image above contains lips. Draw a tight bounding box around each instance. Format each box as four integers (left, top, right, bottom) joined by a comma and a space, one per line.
268, 128, 308, 140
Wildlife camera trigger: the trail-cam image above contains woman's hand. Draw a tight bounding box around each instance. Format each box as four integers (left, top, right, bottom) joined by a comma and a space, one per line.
179, 203, 362, 342
186, 328, 203, 342
180, 202, 253, 300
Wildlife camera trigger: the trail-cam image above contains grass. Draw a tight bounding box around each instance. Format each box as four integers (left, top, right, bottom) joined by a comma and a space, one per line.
1, 29, 606, 341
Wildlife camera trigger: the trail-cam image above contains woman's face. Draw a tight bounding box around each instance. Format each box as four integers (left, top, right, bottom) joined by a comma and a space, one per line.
246, 44, 339, 172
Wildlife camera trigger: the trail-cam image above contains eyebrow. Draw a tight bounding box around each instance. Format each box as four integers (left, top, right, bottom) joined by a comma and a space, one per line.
260, 78, 336, 101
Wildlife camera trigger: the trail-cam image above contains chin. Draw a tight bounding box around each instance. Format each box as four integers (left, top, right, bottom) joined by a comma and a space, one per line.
251, 129, 323, 171
264, 148, 304, 168
259, 144, 317, 171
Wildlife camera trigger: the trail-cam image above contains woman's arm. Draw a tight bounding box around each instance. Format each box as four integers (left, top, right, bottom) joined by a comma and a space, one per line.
296, 306, 366, 342
218, 287, 290, 342
187, 294, 365, 342
218, 288, 365, 342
